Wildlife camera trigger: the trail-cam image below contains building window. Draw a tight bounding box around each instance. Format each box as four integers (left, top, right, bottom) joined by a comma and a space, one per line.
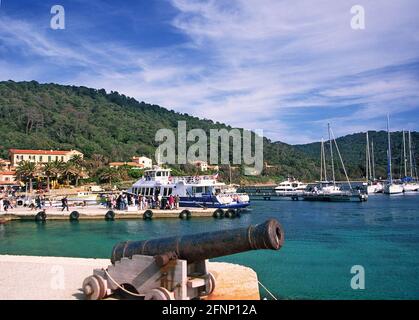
48, 156, 51, 162
39, 156, 43, 162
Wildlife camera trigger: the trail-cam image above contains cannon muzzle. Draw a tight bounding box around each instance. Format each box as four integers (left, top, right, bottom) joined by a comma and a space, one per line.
111, 219, 284, 264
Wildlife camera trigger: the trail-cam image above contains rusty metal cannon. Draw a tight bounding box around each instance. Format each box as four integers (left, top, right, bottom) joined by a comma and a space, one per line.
82, 219, 284, 300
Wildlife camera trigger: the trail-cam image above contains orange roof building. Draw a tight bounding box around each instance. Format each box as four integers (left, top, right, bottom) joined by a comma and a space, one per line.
109, 162, 144, 169
9, 149, 83, 167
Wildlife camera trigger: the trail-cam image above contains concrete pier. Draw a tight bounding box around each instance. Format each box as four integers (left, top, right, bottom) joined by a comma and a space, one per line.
0, 255, 260, 300
0, 205, 222, 221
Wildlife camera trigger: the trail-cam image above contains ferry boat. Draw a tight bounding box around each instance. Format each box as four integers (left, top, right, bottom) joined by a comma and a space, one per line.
129, 167, 250, 209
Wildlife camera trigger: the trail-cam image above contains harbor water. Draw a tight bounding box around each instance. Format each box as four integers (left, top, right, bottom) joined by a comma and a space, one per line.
1, 194, 419, 299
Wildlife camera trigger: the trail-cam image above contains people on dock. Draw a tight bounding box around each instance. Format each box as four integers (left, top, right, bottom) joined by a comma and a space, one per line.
168, 194, 175, 210
61, 196, 69, 211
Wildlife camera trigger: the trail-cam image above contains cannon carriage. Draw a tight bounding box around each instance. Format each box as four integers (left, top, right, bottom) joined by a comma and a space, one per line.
82, 219, 284, 300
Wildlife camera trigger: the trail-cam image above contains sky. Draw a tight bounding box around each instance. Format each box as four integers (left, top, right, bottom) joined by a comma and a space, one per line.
0, 0, 418, 144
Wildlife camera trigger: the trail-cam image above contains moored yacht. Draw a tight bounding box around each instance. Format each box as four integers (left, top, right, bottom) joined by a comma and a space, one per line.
274, 178, 307, 196
129, 167, 250, 209
400, 131, 419, 193
302, 124, 368, 202
383, 115, 403, 195
364, 132, 383, 194
366, 181, 384, 194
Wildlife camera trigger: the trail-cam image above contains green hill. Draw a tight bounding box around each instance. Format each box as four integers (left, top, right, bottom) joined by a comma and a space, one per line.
2, 81, 417, 182
0, 80, 319, 181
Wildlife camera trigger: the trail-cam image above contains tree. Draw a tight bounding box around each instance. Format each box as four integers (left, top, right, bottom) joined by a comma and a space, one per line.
62, 162, 78, 186
99, 167, 120, 186
69, 155, 87, 186
42, 162, 55, 192
50, 159, 65, 187
69, 154, 85, 167
16, 160, 38, 193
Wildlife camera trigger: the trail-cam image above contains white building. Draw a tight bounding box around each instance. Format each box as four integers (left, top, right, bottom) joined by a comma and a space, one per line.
190, 160, 208, 172
9, 149, 83, 167
132, 156, 153, 169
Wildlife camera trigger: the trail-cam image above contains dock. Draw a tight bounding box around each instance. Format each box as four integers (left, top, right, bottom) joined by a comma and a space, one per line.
0, 205, 241, 221
0, 255, 260, 300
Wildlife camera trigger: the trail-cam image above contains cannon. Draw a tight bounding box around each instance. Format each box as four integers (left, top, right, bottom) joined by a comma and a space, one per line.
82, 219, 284, 300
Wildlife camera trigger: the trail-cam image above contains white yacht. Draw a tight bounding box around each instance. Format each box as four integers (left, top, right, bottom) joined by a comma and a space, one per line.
383, 115, 403, 195
401, 131, 419, 193
129, 167, 250, 209
402, 182, 419, 192
275, 178, 307, 196
366, 182, 384, 194
302, 124, 368, 202
364, 132, 384, 194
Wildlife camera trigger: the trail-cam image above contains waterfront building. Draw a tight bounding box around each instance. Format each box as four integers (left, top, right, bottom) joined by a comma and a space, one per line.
8, 149, 83, 167
0, 170, 18, 188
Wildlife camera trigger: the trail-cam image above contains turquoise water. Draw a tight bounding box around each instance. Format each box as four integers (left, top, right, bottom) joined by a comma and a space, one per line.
1, 194, 419, 300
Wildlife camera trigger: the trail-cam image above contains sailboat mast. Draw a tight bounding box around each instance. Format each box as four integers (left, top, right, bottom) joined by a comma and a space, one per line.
321, 138, 328, 181
409, 131, 413, 178
366, 132, 371, 181
371, 139, 376, 181
328, 123, 336, 186
229, 163, 232, 185
403, 131, 407, 178
320, 139, 323, 181
387, 115, 393, 184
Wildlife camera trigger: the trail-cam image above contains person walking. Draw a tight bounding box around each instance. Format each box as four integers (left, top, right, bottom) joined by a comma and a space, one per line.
35, 196, 42, 210
61, 196, 69, 211
175, 195, 180, 209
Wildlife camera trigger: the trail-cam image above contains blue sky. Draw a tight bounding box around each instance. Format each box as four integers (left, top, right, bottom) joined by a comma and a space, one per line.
0, 0, 419, 144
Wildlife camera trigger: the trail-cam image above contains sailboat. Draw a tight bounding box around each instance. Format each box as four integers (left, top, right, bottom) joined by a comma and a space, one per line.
402, 130, 419, 192
364, 132, 383, 194
302, 124, 368, 202
383, 116, 404, 194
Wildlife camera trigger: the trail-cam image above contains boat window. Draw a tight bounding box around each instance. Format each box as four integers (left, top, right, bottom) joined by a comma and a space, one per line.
193, 186, 204, 194
156, 171, 162, 176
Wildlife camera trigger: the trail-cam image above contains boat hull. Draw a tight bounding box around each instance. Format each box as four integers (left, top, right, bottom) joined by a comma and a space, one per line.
403, 183, 419, 192
179, 196, 250, 209
302, 192, 368, 202
383, 184, 404, 194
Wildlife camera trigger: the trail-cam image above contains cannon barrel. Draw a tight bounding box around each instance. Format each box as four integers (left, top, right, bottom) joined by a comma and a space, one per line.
111, 219, 284, 264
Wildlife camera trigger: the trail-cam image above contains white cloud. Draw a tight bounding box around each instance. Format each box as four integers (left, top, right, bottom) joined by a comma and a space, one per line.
0, 0, 418, 143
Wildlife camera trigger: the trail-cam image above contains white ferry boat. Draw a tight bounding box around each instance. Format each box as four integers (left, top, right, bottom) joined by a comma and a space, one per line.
129, 167, 250, 209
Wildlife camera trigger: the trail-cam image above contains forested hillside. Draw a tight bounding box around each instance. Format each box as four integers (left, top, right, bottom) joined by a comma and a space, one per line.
2, 81, 417, 182
0, 81, 319, 181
